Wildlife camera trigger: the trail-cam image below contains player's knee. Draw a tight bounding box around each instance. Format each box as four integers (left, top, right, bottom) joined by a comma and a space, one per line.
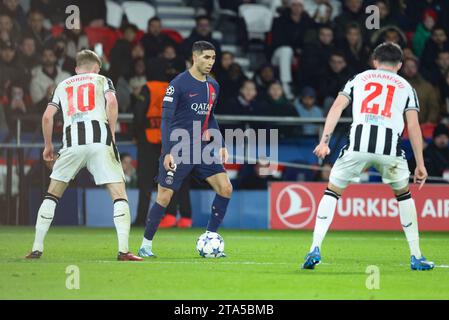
218, 182, 233, 198
156, 188, 174, 207
393, 186, 409, 197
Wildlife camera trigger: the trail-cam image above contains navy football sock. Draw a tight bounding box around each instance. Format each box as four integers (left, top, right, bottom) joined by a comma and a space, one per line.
206, 194, 230, 232
143, 202, 166, 241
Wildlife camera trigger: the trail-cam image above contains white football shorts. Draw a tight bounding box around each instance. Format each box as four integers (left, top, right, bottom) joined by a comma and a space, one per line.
50, 143, 125, 185
329, 149, 410, 190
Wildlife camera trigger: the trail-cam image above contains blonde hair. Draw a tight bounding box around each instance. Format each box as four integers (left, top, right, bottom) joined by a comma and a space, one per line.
76, 49, 102, 69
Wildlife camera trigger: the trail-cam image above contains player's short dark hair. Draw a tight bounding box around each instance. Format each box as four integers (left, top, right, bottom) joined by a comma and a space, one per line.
192, 41, 215, 54
195, 15, 210, 24
148, 16, 161, 25
372, 42, 403, 65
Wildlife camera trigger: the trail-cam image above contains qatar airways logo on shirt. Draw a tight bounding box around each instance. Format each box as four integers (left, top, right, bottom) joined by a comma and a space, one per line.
191, 103, 213, 115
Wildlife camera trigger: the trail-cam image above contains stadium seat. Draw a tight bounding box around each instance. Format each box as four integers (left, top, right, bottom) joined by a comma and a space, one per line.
84, 27, 120, 57
121, 1, 156, 31
238, 4, 273, 40
161, 29, 184, 44
51, 25, 64, 38
106, 0, 124, 28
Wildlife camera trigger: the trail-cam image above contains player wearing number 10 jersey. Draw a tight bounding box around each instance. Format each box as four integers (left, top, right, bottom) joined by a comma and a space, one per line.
302, 42, 434, 271
26, 50, 142, 261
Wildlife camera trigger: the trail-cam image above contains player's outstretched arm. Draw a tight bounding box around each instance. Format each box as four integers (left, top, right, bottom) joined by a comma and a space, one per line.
405, 110, 428, 189
105, 91, 118, 142
42, 105, 59, 161
314, 94, 350, 159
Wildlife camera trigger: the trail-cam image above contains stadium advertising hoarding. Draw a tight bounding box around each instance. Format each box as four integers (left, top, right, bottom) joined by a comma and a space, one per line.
269, 182, 449, 231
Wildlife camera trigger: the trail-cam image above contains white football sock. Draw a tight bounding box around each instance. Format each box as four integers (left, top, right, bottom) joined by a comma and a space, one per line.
310, 189, 339, 252
32, 197, 57, 252
141, 238, 152, 248
397, 192, 422, 258
113, 199, 131, 253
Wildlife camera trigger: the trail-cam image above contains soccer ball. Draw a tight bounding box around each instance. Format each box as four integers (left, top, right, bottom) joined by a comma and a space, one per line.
196, 232, 225, 258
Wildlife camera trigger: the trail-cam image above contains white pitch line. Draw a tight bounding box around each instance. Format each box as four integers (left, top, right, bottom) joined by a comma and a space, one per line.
92, 260, 292, 265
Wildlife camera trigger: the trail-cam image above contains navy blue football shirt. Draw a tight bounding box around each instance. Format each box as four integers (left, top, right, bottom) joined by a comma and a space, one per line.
161, 70, 224, 158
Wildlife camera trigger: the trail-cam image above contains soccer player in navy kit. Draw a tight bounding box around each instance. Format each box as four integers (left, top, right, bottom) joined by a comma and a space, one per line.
138, 41, 232, 257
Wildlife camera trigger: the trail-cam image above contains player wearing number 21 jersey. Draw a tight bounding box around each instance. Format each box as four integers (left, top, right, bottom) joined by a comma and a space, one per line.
302, 42, 434, 271
26, 50, 142, 261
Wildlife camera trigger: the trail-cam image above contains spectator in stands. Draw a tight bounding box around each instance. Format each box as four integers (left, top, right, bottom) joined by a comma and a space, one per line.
401, 57, 441, 124
181, 15, 221, 61
297, 25, 335, 90
293, 86, 322, 136
140, 16, 178, 60
338, 22, 369, 74
23, 10, 51, 52
253, 63, 277, 100
373, 0, 397, 28
412, 9, 438, 58
423, 123, 449, 181
109, 24, 138, 83
121, 153, 138, 188
214, 62, 247, 114
303, 0, 341, 22
30, 46, 70, 112
147, 44, 185, 83
0, 13, 19, 44
129, 58, 147, 109
115, 44, 146, 114
225, 79, 261, 116
0, 41, 28, 89
420, 26, 449, 72
263, 81, 298, 117
270, 0, 314, 99
214, 51, 235, 85
48, 37, 76, 75
0, 0, 27, 28
423, 50, 449, 86
333, 0, 365, 42
30, 0, 64, 25
263, 81, 299, 138
370, 25, 408, 49
319, 51, 352, 112
439, 69, 449, 118
405, 0, 444, 33
18, 35, 40, 75
0, 42, 31, 129
61, 27, 89, 60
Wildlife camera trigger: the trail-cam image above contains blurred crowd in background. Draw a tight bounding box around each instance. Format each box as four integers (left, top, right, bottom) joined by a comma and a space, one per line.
1, 0, 449, 190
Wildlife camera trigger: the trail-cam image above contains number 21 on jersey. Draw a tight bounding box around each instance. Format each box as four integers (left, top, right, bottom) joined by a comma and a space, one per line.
66, 83, 95, 116
361, 82, 395, 118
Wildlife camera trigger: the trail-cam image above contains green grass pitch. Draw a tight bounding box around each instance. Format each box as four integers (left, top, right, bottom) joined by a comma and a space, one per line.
1, 226, 448, 300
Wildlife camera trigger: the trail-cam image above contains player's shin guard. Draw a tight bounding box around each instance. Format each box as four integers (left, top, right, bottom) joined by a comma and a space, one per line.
397, 191, 422, 258
113, 199, 131, 253
143, 202, 166, 243
206, 194, 230, 232
310, 188, 340, 251
32, 193, 59, 252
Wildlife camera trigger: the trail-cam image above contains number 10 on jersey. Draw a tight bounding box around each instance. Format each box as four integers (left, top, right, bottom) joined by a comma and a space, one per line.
66, 83, 95, 116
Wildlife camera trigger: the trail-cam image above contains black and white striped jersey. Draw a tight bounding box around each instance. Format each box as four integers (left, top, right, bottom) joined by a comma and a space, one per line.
49, 73, 116, 148
339, 69, 419, 157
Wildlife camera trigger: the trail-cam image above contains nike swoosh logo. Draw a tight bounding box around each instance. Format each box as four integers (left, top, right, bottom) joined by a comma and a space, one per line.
402, 222, 412, 228
189, 93, 199, 97
317, 216, 328, 220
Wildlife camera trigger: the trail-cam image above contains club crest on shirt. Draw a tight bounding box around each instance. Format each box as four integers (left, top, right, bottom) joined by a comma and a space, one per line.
166, 86, 175, 96
211, 92, 216, 102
